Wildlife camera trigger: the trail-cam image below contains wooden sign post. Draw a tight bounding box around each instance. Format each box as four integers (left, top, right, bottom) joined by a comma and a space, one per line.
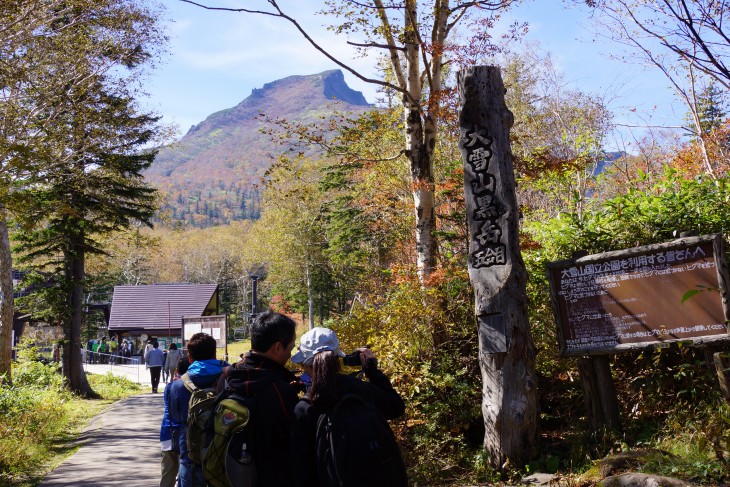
547, 235, 730, 356
458, 66, 538, 468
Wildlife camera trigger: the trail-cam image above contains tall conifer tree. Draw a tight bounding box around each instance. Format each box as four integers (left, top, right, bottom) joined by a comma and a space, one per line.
2, 0, 165, 392
15, 84, 159, 395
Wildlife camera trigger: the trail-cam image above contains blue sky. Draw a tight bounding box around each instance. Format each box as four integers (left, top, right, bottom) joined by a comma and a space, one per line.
145, 1, 689, 150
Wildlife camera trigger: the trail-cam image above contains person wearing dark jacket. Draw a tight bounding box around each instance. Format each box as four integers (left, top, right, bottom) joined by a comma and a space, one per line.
218, 309, 299, 486
169, 333, 228, 487
289, 327, 407, 487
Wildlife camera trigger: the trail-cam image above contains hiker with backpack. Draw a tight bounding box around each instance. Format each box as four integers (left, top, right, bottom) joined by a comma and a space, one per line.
289, 327, 408, 487
160, 357, 190, 487
169, 333, 229, 487
208, 309, 300, 486
165, 343, 183, 383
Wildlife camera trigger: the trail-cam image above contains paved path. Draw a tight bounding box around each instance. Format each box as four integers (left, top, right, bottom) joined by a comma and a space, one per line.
83, 361, 170, 392
40, 392, 165, 486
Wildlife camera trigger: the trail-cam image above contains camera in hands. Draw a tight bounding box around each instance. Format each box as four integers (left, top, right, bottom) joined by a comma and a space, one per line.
342, 350, 377, 369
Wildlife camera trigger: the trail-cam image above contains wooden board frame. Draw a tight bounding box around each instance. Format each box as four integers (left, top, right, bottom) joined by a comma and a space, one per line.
182, 315, 227, 349
547, 234, 730, 357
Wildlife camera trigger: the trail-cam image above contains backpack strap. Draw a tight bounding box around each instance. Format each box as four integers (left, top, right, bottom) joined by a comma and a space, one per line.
181, 372, 197, 393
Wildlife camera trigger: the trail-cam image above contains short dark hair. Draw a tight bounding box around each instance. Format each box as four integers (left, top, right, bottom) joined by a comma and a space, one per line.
169, 343, 178, 350
187, 333, 216, 361
251, 310, 296, 353
177, 357, 190, 375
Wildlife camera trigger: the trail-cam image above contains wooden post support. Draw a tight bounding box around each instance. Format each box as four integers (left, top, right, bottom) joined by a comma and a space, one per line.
712, 236, 730, 403
714, 352, 730, 405
578, 356, 621, 432
458, 66, 538, 468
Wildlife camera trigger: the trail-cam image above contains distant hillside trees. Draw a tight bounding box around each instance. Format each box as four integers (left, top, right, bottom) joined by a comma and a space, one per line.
587, 0, 730, 177
2, 0, 166, 394
158, 184, 261, 227
105, 222, 256, 328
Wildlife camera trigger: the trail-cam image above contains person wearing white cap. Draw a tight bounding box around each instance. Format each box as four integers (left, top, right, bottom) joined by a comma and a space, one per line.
289, 327, 407, 487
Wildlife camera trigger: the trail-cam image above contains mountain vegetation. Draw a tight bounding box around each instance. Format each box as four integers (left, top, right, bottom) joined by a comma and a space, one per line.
146, 70, 371, 227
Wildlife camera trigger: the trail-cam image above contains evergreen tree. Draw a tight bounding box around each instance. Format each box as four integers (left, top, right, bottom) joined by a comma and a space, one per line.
239, 193, 247, 219
695, 82, 727, 136
14, 84, 160, 396
0, 0, 165, 386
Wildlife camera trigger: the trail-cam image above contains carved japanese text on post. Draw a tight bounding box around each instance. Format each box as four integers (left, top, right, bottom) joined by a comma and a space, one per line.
460, 125, 506, 268
547, 236, 730, 356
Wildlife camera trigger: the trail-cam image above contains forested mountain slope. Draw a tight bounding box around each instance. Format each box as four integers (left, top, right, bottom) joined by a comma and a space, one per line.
146, 70, 371, 227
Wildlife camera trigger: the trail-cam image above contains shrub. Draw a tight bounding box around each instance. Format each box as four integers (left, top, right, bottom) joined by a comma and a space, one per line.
13, 360, 63, 390
0, 383, 67, 475
332, 265, 496, 484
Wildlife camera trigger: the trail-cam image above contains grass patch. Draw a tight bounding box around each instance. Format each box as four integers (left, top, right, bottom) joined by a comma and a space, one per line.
635, 406, 730, 483
0, 363, 142, 487
219, 339, 251, 362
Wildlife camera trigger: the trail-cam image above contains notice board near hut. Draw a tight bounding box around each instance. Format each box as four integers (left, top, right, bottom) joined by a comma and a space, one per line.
547, 234, 730, 356
182, 315, 226, 349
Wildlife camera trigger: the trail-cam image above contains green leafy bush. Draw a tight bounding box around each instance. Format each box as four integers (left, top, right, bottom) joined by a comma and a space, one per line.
13, 360, 63, 389
332, 267, 497, 484
0, 383, 67, 474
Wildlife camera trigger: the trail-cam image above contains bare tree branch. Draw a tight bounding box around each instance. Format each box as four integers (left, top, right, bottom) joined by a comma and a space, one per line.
346, 40, 406, 51
179, 0, 413, 102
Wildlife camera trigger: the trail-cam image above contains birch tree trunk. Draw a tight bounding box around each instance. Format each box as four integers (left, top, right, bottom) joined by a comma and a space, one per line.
458, 66, 538, 468
306, 264, 315, 330
403, 0, 437, 282
0, 209, 14, 383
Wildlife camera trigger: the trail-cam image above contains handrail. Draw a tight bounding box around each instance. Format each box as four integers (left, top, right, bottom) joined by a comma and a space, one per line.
81, 349, 140, 383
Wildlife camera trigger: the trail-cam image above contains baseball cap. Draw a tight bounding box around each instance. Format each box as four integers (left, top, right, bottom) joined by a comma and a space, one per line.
291, 327, 346, 365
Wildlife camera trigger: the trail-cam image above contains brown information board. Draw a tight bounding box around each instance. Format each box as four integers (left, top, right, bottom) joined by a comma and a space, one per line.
547, 234, 730, 356
182, 315, 227, 349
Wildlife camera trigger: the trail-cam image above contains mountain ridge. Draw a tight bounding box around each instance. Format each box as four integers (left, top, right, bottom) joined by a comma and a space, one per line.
146, 70, 371, 227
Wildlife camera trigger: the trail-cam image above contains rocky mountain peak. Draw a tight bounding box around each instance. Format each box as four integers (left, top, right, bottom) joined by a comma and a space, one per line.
146, 70, 372, 228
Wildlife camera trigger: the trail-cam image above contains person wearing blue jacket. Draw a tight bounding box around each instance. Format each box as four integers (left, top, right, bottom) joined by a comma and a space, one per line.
160, 358, 189, 487
145, 341, 165, 393
168, 333, 228, 487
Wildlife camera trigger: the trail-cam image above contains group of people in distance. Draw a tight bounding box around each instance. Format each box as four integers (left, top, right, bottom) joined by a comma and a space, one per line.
158, 309, 407, 487
85, 336, 118, 364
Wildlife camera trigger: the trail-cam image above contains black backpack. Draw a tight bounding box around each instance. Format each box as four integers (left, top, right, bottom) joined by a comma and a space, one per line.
315, 394, 407, 487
